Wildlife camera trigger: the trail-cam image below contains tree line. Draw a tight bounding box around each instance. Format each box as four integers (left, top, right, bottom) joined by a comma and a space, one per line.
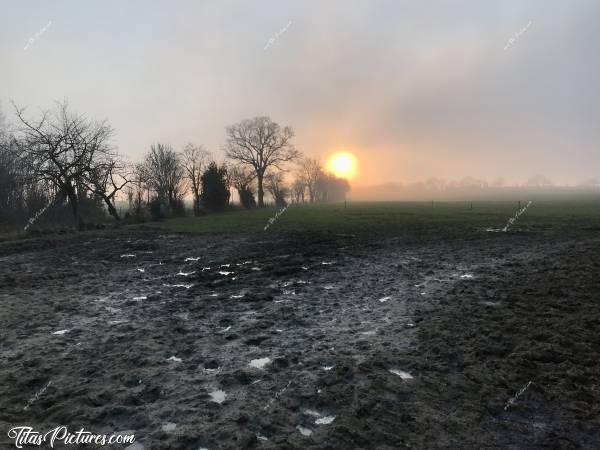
0, 101, 349, 230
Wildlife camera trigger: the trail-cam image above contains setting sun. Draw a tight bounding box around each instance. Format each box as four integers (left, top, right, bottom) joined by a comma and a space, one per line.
327, 152, 358, 179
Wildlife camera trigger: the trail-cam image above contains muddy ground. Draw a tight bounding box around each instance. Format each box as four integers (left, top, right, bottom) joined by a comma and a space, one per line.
1, 220, 600, 449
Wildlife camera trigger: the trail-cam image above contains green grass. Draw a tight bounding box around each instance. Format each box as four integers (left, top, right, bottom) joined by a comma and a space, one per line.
138, 199, 600, 234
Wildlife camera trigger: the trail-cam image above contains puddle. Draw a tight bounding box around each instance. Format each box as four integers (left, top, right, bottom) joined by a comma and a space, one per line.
218, 271, 234, 276
378, 296, 391, 302
108, 320, 129, 325
136, 268, 145, 273
202, 267, 211, 271
163, 283, 193, 289
249, 357, 271, 369
209, 389, 226, 404
481, 301, 502, 307
220, 264, 231, 268
133, 296, 147, 300
177, 271, 196, 277
161, 422, 177, 432
256, 434, 268, 441
321, 261, 333, 265
167, 356, 182, 363
230, 294, 244, 299
322, 366, 334, 371
296, 425, 313, 436
304, 409, 321, 417
390, 369, 414, 380
185, 257, 200, 262
361, 330, 376, 336
120, 254, 136, 258
315, 416, 336, 425
251, 267, 261, 271
52, 329, 70, 335
460, 274, 474, 279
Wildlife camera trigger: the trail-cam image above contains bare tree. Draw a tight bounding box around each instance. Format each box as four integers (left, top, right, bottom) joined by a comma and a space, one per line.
12, 100, 114, 228
143, 143, 186, 213
297, 158, 322, 203
291, 179, 306, 204
225, 116, 300, 207
82, 156, 132, 222
182, 143, 210, 215
264, 171, 289, 207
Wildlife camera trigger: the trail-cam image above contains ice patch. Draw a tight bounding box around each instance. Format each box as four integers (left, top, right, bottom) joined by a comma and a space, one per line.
249, 357, 271, 369
361, 330, 376, 336
218, 271, 234, 276
321, 261, 333, 265
302, 266, 308, 270
220, 264, 231, 268
315, 416, 336, 425
52, 329, 70, 335
185, 257, 200, 262
303, 409, 321, 417
390, 369, 414, 380
161, 422, 177, 432
120, 254, 136, 258
209, 389, 226, 404
202, 267, 211, 271
322, 366, 334, 371
136, 268, 145, 273
296, 425, 312, 436
378, 296, 391, 303
230, 294, 244, 299
167, 356, 182, 363
108, 320, 128, 325
133, 296, 147, 300
460, 274, 474, 279
220, 326, 232, 332
256, 434, 268, 441
251, 267, 261, 271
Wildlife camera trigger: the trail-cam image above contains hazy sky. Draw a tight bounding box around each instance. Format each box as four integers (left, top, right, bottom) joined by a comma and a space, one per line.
2, 0, 599, 186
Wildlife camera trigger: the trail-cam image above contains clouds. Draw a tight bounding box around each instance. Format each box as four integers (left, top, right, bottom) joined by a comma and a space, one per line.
2, 0, 598, 185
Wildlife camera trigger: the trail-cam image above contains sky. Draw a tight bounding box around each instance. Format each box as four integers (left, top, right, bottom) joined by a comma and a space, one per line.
1, 0, 599, 187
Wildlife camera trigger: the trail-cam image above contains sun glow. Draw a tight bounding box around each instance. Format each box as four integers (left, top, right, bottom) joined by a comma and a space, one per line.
327, 152, 358, 179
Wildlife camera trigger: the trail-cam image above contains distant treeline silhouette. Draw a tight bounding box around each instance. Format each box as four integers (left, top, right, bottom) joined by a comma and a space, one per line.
0, 101, 349, 231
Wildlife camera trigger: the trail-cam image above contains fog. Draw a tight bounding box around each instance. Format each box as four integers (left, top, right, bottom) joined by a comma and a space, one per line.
2, 0, 599, 191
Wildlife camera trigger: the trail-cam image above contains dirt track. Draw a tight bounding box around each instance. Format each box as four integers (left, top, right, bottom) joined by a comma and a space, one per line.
1, 223, 600, 449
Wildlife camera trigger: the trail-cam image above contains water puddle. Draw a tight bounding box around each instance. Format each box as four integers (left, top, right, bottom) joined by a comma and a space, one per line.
378, 296, 391, 303
136, 268, 145, 273
390, 369, 414, 380
52, 329, 70, 335
163, 283, 194, 289
161, 422, 177, 432
202, 267, 211, 271
230, 294, 244, 299
256, 434, 268, 441
177, 271, 196, 277
209, 389, 226, 404
120, 254, 136, 258
296, 425, 312, 436
315, 416, 336, 425
218, 271, 234, 276
133, 296, 147, 300
322, 366, 334, 371
249, 357, 271, 369
185, 257, 200, 262
460, 274, 474, 279
167, 356, 182, 363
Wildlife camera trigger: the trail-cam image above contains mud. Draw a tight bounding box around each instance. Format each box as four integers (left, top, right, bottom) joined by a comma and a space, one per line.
1, 222, 600, 449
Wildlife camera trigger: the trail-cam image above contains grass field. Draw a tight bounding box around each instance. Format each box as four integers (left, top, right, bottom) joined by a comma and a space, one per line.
141, 200, 600, 234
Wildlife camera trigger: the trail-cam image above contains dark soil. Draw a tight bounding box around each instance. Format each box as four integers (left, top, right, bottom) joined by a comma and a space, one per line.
1, 222, 599, 449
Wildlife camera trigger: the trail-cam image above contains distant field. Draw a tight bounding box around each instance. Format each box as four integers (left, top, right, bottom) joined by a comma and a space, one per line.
142, 199, 600, 234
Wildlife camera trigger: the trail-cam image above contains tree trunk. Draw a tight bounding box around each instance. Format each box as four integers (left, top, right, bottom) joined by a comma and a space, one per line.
193, 190, 200, 216
103, 196, 120, 222
64, 184, 83, 229
257, 173, 265, 208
